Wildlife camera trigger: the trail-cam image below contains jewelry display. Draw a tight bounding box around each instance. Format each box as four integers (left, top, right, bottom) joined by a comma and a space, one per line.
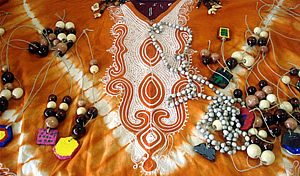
91, 0, 129, 18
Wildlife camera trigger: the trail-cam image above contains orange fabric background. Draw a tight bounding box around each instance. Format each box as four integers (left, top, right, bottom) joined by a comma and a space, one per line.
0, 0, 299, 175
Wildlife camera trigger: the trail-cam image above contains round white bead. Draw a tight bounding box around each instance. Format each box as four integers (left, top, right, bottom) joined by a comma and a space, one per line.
231, 51, 244, 63
77, 107, 87, 115
253, 27, 262, 35
248, 128, 258, 136
242, 55, 255, 67
47, 101, 56, 109
12, 88, 24, 99
67, 34, 76, 42
281, 76, 291, 84
260, 31, 269, 38
280, 101, 293, 113
65, 22, 75, 30
212, 120, 222, 131
1, 89, 11, 100
261, 150, 275, 165
266, 94, 277, 105
55, 21, 65, 29
59, 103, 69, 111
57, 33, 67, 41
259, 100, 270, 110
247, 144, 261, 159
90, 65, 99, 74
258, 130, 268, 139
0, 27, 5, 36
298, 71, 300, 77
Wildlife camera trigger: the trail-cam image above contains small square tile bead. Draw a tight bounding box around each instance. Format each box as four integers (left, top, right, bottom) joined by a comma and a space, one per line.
37, 129, 58, 145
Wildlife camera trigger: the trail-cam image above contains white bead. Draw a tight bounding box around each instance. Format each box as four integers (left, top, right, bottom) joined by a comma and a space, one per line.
57, 33, 67, 41
65, 22, 75, 30
281, 76, 291, 84
280, 101, 293, 113
258, 130, 268, 139
67, 34, 76, 42
259, 100, 270, 110
231, 51, 244, 63
298, 71, 300, 77
12, 88, 24, 99
261, 150, 275, 165
55, 21, 65, 29
90, 65, 99, 74
212, 120, 222, 131
242, 55, 255, 67
266, 94, 277, 105
1, 89, 11, 100
59, 103, 69, 111
247, 144, 261, 159
47, 101, 56, 109
248, 128, 258, 136
0, 27, 5, 36
77, 107, 87, 115
253, 27, 262, 35
260, 31, 269, 38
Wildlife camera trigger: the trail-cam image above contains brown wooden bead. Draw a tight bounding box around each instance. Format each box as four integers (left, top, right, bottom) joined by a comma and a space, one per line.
262, 86, 273, 95
62, 95, 72, 105
45, 116, 59, 128
245, 95, 259, 108
56, 42, 68, 54
200, 49, 211, 58
269, 124, 281, 137
250, 135, 262, 145
52, 39, 60, 46
254, 117, 263, 128
4, 83, 13, 90
48, 33, 56, 41
87, 107, 98, 119
262, 142, 273, 151
40, 38, 49, 46
44, 108, 56, 118
1, 64, 8, 72
72, 124, 86, 138
77, 98, 87, 107
48, 94, 57, 102
75, 115, 87, 126
254, 91, 266, 100
284, 118, 298, 131
90, 59, 98, 66
56, 109, 67, 122
211, 53, 220, 63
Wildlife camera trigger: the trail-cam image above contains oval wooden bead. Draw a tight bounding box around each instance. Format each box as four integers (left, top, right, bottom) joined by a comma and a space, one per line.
90, 65, 99, 74
47, 101, 57, 109
77, 98, 87, 107
280, 101, 293, 113
56, 42, 68, 54
259, 100, 270, 110
231, 51, 243, 63
77, 107, 86, 115
89, 59, 98, 66
266, 94, 277, 105
248, 128, 258, 136
200, 49, 211, 58
45, 116, 59, 128
1, 89, 12, 100
40, 38, 49, 46
59, 103, 69, 111
4, 83, 13, 90
247, 144, 261, 159
67, 34, 76, 42
212, 120, 222, 131
260, 31, 268, 38
253, 27, 262, 35
12, 87, 24, 99
65, 22, 75, 30
57, 33, 67, 41
245, 95, 259, 108
261, 150, 275, 165
284, 118, 298, 131
281, 76, 291, 84
1, 64, 8, 72
55, 21, 65, 29
242, 55, 255, 67
258, 130, 268, 139
0, 27, 5, 36
262, 86, 273, 95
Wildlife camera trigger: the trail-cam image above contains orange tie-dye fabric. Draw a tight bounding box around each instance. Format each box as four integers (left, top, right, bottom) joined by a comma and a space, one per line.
0, 0, 299, 175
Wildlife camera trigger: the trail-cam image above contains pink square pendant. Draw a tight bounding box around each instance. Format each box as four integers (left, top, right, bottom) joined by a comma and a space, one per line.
36, 129, 58, 145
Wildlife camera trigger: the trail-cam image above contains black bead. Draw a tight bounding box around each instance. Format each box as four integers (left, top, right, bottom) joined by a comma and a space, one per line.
48, 94, 57, 102
250, 135, 262, 145
289, 97, 299, 109
0, 97, 8, 112
247, 36, 257, 46
226, 57, 238, 70
262, 142, 273, 151
75, 115, 87, 126
233, 89, 243, 98
274, 109, 288, 123
257, 37, 268, 46
37, 45, 49, 57
56, 109, 66, 122
247, 86, 257, 95
67, 28, 76, 35
72, 124, 86, 138
62, 95, 72, 105
54, 27, 64, 36
87, 107, 98, 119
28, 42, 40, 54
262, 112, 275, 125
42, 28, 53, 36
44, 108, 56, 118
202, 56, 212, 65
258, 80, 268, 89
292, 112, 300, 123
290, 67, 299, 76
2, 72, 14, 84
269, 124, 281, 137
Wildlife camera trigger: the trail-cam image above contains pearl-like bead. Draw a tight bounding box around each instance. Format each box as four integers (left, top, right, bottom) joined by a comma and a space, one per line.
248, 128, 258, 136
247, 144, 261, 159
0, 89, 12, 100
258, 130, 268, 139
259, 100, 270, 110
57, 33, 67, 41
77, 107, 87, 115
212, 120, 222, 131
242, 55, 255, 67
0, 27, 5, 36
55, 21, 65, 29
253, 27, 262, 35
260, 31, 268, 38
65, 22, 75, 30
261, 150, 275, 165
67, 34, 76, 42
59, 102, 69, 111
12, 88, 24, 99
266, 94, 277, 105
281, 76, 291, 84
231, 51, 243, 63
90, 65, 99, 74
280, 101, 293, 113
47, 101, 57, 109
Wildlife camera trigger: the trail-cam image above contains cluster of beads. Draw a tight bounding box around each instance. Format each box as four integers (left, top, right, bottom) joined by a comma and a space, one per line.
44, 94, 72, 129
91, 0, 127, 18
281, 67, 300, 92
199, 48, 220, 65
0, 65, 24, 115
72, 98, 98, 139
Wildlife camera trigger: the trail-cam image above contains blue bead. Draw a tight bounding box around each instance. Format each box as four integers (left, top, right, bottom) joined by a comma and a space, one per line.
0, 125, 13, 147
